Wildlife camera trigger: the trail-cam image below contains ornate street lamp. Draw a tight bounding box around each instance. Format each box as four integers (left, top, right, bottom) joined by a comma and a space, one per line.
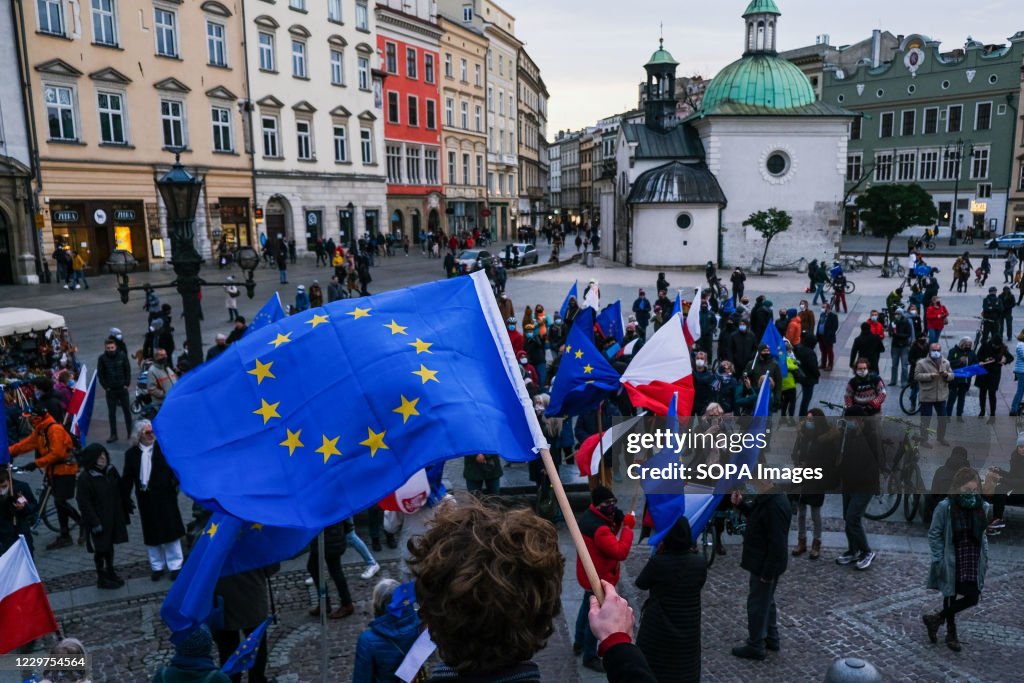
345, 201, 356, 252
107, 151, 258, 368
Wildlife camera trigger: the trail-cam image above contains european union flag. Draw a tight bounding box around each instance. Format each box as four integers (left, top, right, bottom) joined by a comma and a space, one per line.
222, 617, 272, 675
246, 292, 287, 335
387, 581, 417, 617
571, 307, 596, 344
545, 314, 619, 417
154, 271, 545, 528
596, 301, 624, 344
559, 281, 578, 320
759, 319, 789, 378
161, 512, 316, 633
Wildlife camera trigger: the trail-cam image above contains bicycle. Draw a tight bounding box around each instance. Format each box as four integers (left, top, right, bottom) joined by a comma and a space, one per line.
880, 257, 906, 280
706, 277, 730, 302
863, 416, 926, 522
822, 276, 857, 295
10, 465, 79, 534
700, 507, 747, 569
837, 255, 863, 273
899, 383, 921, 415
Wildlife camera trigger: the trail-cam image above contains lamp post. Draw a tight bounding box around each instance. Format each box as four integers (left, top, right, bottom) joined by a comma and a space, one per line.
107, 151, 258, 368
944, 139, 973, 247
344, 201, 355, 253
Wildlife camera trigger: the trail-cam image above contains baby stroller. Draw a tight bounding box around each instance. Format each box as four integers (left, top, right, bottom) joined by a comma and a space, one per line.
130, 360, 157, 419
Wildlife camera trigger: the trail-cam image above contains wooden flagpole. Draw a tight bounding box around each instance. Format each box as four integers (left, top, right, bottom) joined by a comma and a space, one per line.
540, 447, 605, 605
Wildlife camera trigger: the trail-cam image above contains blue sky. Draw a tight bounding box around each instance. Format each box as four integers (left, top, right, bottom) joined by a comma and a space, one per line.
507, 0, 1020, 134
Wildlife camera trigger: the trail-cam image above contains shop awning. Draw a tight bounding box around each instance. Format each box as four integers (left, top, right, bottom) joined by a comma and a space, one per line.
0, 308, 66, 336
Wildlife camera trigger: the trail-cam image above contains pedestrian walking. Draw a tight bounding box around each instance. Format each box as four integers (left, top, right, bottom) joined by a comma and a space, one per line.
922, 467, 993, 652
97, 337, 132, 444
635, 516, 707, 682
76, 444, 130, 589
121, 420, 185, 581
69, 251, 89, 289
835, 408, 882, 570
223, 277, 240, 322
729, 480, 791, 660
288, 238, 297, 264
915, 342, 953, 446
276, 245, 288, 284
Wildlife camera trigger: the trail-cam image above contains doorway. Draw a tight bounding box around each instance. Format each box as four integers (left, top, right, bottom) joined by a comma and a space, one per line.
0, 209, 13, 284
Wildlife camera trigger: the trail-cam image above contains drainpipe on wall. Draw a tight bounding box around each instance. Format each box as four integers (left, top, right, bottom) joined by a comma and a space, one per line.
13, 0, 45, 282
717, 205, 724, 268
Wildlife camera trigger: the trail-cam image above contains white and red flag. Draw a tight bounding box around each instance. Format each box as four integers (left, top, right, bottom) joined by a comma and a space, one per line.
0, 536, 58, 653
683, 287, 702, 347
620, 313, 695, 416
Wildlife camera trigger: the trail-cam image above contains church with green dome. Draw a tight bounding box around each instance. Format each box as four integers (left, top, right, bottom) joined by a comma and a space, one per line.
609, 0, 854, 269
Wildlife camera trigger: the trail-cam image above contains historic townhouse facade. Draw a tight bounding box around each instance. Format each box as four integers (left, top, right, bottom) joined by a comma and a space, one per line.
824, 32, 1024, 238
15, 0, 253, 273
438, 14, 488, 237
557, 130, 581, 224
378, 0, 444, 243
1009, 52, 1024, 232
517, 47, 547, 232
1, 2, 35, 283
246, 0, 386, 256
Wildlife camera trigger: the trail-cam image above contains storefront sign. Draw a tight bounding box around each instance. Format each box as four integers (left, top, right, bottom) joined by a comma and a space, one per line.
52, 210, 80, 223
970, 200, 988, 213
114, 209, 136, 222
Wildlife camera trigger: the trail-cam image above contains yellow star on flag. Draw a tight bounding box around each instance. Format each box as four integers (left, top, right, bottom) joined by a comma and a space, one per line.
250, 523, 264, 532
316, 434, 341, 463
253, 398, 281, 424
279, 428, 304, 455
412, 364, 439, 384
393, 395, 420, 423
247, 358, 275, 385
360, 427, 390, 457
409, 338, 433, 354
565, 344, 572, 353
305, 314, 329, 328
347, 307, 371, 319
385, 320, 408, 335
269, 332, 292, 348
206, 522, 219, 538
583, 363, 594, 374
575, 349, 584, 359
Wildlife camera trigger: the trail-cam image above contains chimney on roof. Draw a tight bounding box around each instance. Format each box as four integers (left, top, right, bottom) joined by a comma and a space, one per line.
872, 29, 882, 68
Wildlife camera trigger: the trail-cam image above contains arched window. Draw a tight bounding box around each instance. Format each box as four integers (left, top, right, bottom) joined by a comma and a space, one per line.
756, 21, 765, 51
766, 21, 775, 51
747, 22, 755, 51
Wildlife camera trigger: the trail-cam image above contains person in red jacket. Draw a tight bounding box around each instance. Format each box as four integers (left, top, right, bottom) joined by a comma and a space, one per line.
574, 486, 635, 672
506, 316, 524, 356
867, 310, 886, 340
925, 298, 950, 345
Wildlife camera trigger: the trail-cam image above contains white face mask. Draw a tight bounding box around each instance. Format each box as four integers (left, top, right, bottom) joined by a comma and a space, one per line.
799, 305, 806, 311
695, 359, 706, 368
739, 325, 747, 332
930, 351, 942, 359
856, 369, 868, 377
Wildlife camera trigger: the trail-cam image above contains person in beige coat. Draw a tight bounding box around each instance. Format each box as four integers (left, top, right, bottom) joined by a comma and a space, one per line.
914, 342, 953, 446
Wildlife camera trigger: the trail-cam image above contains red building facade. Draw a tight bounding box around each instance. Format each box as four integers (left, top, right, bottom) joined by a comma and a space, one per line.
377, 4, 444, 243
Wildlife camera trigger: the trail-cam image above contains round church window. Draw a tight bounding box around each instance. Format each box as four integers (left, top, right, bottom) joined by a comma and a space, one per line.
676, 213, 693, 230
766, 152, 789, 176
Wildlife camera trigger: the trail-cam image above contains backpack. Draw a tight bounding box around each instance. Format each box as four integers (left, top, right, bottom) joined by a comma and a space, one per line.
44, 421, 83, 464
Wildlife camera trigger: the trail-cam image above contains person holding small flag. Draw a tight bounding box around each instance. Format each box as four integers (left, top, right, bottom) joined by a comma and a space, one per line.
352, 579, 421, 683
152, 625, 232, 683
213, 565, 277, 682
1, 467, 38, 555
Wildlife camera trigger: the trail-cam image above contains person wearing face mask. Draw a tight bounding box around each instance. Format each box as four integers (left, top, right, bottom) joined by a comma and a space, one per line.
925, 297, 949, 345
867, 310, 885, 340
889, 309, 913, 386
0, 467, 38, 556
731, 267, 746, 304
784, 309, 802, 348
748, 344, 782, 410
835, 407, 883, 571
121, 419, 185, 581
98, 337, 133, 444
547, 313, 566, 352
506, 316, 524, 356
849, 323, 885, 374
717, 319, 736, 367
692, 352, 715, 416
524, 324, 547, 388
905, 305, 924, 340
728, 320, 758, 376
715, 361, 739, 414
148, 349, 178, 412
76, 443, 130, 589
797, 300, 815, 339
793, 333, 820, 415
108, 327, 128, 355
574, 486, 635, 672
779, 341, 800, 422
946, 337, 976, 419
923, 467, 995, 652
632, 289, 652, 339
975, 335, 1012, 421
915, 342, 953, 446
843, 358, 887, 415
816, 303, 839, 371
998, 286, 1015, 341
750, 300, 773, 340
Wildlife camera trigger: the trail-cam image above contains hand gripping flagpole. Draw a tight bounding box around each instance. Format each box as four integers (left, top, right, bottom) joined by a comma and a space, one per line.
540, 448, 605, 605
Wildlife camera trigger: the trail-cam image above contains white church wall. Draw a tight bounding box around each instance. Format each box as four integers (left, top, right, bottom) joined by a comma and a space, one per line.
632, 204, 720, 267
695, 117, 848, 269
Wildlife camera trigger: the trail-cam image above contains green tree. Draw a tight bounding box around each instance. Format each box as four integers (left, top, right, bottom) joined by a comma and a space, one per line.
743, 208, 792, 275
855, 184, 938, 276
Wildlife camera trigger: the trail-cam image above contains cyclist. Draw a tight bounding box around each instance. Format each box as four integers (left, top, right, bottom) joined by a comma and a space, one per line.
0, 467, 38, 555
7, 404, 82, 549
831, 265, 849, 313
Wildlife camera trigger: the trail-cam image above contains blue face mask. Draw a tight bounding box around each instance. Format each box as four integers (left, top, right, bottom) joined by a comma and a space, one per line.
508, 325, 516, 332
526, 332, 535, 338
803, 421, 815, 430
958, 493, 979, 509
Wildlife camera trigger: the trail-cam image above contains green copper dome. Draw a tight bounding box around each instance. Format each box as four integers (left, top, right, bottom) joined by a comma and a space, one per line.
646, 39, 678, 67
700, 54, 815, 112
742, 0, 781, 16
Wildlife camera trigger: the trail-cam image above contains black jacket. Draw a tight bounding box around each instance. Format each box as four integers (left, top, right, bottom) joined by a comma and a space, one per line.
890, 316, 913, 348
750, 307, 773, 340
738, 492, 791, 579
97, 350, 132, 391
850, 331, 885, 370
604, 642, 659, 683
635, 551, 707, 682
215, 565, 278, 631
727, 330, 758, 375
121, 444, 185, 546
792, 344, 820, 385
839, 422, 883, 494
76, 465, 131, 553
816, 312, 839, 345
1, 479, 38, 555
692, 369, 715, 416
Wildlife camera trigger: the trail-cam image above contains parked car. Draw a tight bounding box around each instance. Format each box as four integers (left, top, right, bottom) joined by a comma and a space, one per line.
985, 232, 1024, 250
501, 243, 538, 267
456, 249, 494, 272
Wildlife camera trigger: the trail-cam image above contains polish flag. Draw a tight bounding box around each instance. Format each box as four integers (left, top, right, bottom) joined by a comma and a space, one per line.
69, 370, 98, 443
65, 365, 89, 417
683, 288, 701, 347
615, 337, 642, 358
574, 416, 642, 477
0, 537, 58, 653
378, 469, 430, 514
620, 313, 695, 416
